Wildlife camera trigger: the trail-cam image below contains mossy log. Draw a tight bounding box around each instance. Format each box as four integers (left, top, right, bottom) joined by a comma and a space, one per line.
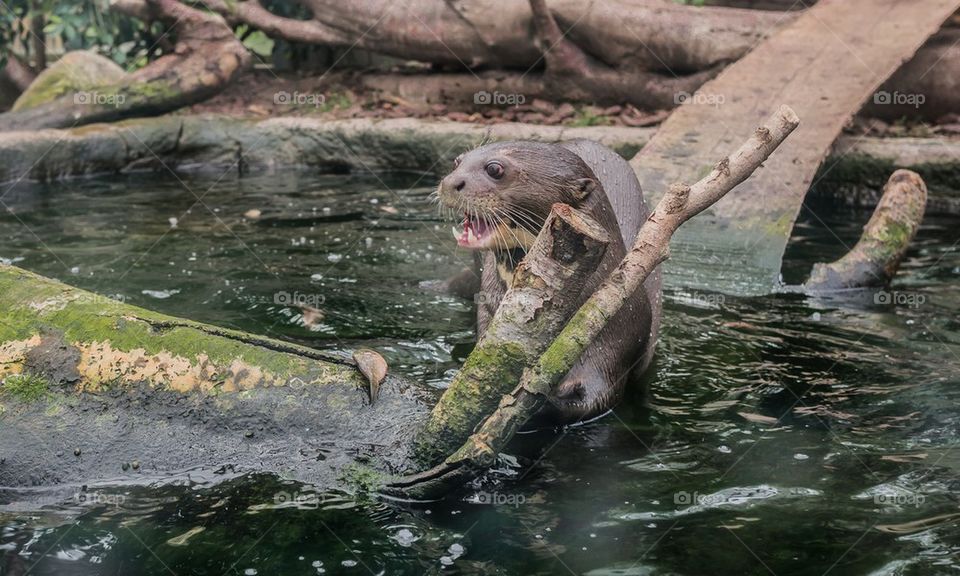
0, 208, 606, 491
805, 170, 928, 290
0, 264, 431, 488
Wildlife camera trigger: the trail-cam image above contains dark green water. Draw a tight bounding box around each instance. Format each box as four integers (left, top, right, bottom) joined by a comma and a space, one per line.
1, 172, 958, 575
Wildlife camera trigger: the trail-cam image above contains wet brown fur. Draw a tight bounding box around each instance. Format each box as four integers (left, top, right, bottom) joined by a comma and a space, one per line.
438, 140, 662, 423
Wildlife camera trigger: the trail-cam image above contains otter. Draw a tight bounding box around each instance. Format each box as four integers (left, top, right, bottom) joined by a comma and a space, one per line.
438, 140, 662, 422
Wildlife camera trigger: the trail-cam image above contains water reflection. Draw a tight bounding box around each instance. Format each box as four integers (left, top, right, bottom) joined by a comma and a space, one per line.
1, 175, 959, 575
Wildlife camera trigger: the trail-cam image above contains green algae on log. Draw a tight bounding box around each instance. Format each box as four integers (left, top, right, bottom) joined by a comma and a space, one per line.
0, 264, 431, 489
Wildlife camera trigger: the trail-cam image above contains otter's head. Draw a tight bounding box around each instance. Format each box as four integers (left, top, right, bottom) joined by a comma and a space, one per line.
437, 141, 598, 251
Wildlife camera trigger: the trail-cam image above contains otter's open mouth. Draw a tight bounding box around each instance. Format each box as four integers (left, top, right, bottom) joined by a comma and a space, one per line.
454, 212, 497, 249
453, 211, 539, 251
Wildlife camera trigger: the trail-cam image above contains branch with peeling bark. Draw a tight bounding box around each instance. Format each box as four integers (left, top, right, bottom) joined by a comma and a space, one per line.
412, 205, 612, 465
389, 105, 800, 498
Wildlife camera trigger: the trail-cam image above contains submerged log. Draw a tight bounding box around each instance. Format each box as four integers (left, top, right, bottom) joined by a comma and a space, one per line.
0, 206, 606, 491
0, 264, 431, 488
805, 170, 928, 290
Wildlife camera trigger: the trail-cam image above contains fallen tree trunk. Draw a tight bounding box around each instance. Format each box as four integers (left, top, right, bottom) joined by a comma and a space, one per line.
391, 105, 800, 498
193, 0, 959, 118
0, 264, 431, 488
0, 0, 250, 132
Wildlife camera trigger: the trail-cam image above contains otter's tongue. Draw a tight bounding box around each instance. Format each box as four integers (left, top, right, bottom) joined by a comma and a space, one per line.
456, 213, 490, 247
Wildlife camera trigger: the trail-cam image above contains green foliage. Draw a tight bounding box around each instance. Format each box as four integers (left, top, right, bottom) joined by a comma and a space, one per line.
1, 1, 284, 73
236, 24, 275, 58
319, 92, 352, 112
569, 107, 612, 127
1, 0, 162, 71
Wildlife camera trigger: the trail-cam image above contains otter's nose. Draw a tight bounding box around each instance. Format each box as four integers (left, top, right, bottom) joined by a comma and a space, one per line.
441, 174, 466, 195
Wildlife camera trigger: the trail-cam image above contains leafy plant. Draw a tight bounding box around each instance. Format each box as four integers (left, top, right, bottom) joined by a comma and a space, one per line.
2, 0, 164, 72
569, 106, 612, 127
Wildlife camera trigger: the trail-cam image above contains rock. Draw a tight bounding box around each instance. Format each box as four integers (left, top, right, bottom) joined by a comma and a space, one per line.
12, 51, 127, 112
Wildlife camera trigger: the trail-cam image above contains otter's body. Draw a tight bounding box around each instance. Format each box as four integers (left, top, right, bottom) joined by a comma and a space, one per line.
440, 140, 661, 423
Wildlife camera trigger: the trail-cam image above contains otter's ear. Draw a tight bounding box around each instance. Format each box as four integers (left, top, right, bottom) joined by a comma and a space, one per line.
572, 178, 597, 201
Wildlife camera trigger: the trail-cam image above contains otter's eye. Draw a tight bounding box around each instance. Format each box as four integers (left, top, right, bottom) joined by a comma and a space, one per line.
485, 161, 505, 180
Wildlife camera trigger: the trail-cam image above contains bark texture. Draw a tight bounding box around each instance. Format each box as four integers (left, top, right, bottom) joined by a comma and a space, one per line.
805, 170, 928, 290
0, 55, 35, 111
189, 0, 959, 116
0, 54, 37, 93
630, 0, 959, 296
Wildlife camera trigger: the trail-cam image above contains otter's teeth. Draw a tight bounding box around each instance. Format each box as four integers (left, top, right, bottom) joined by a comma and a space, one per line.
452, 225, 461, 239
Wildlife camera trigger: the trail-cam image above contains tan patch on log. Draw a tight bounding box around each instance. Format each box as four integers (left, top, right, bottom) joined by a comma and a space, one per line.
224, 359, 270, 392
75, 341, 278, 392
0, 335, 43, 377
